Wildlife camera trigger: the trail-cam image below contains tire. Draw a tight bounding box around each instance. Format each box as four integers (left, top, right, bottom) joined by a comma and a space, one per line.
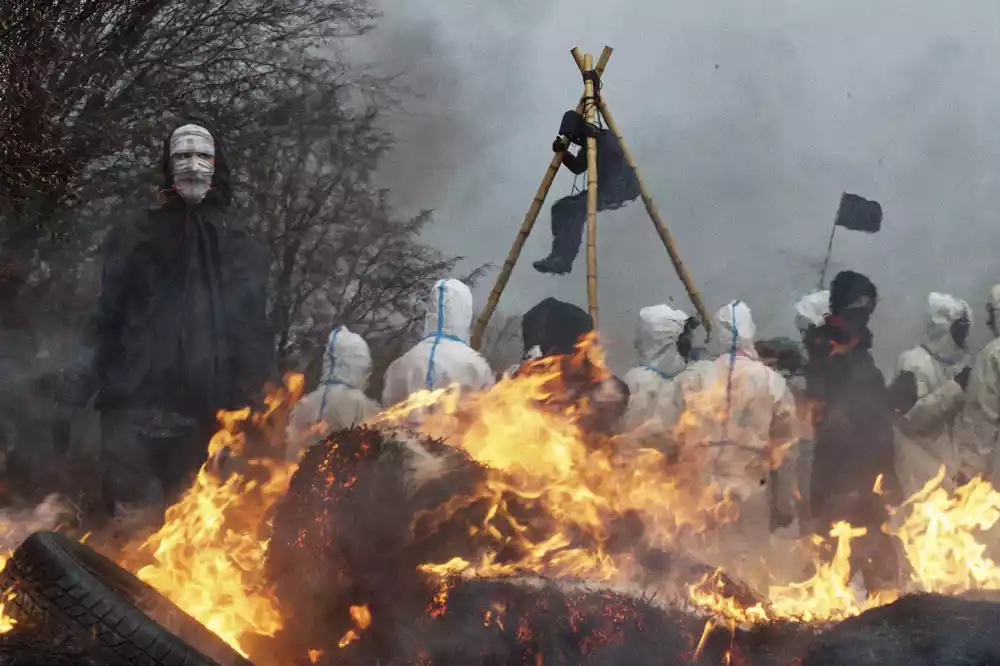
0, 532, 251, 666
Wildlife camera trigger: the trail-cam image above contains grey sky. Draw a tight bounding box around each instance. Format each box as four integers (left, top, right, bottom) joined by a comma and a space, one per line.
350, 0, 1000, 373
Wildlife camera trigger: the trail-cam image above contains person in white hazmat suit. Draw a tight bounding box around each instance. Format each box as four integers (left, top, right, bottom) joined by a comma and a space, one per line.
788, 290, 829, 529
893, 292, 973, 497
954, 285, 1000, 482
382, 278, 494, 407
285, 326, 381, 461
667, 301, 798, 587
621, 305, 694, 437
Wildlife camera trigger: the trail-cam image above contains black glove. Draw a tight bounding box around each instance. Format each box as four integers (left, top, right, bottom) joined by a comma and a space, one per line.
552, 137, 569, 153
889, 370, 918, 414
956, 366, 972, 391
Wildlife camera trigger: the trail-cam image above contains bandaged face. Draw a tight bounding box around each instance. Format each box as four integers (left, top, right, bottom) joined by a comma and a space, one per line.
169, 124, 215, 204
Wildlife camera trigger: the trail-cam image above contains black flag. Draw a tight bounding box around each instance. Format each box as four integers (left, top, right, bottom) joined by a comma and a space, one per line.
834, 193, 882, 233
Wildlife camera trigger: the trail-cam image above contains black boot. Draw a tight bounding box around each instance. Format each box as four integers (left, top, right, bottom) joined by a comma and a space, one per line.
534, 193, 586, 274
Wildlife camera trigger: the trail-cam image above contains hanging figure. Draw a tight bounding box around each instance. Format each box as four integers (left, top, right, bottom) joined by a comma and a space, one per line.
54, 117, 273, 524
533, 110, 641, 274
381, 278, 494, 407
893, 293, 973, 497
286, 326, 381, 461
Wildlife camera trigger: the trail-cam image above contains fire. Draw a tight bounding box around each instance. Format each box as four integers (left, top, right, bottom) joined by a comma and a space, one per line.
120, 374, 304, 657
0, 557, 13, 634
373, 336, 1000, 629
375, 335, 747, 588
891, 465, 1000, 594
337, 604, 372, 648
86, 335, 1000, 655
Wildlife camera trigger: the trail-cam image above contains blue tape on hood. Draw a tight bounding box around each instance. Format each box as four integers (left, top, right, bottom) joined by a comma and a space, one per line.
319, 327, 356, 417
424, 281, 467, 389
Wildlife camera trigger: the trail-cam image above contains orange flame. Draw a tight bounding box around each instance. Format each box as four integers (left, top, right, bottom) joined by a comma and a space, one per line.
121, 374, 303, 656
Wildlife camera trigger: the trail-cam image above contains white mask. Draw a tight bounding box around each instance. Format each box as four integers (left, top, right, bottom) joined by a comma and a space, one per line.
169, 124, 215, 204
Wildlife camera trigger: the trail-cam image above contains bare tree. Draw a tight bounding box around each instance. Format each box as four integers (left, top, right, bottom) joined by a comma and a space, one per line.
0, 0, 377, 279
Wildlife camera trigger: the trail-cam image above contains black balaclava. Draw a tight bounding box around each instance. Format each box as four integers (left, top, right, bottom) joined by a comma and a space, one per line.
829, 270, 878, 329
951, 314, 971, 349
676, 317, 700, 362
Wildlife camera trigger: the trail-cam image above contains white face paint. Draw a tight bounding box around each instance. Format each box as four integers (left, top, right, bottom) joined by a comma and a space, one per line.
169, 124, 215, 204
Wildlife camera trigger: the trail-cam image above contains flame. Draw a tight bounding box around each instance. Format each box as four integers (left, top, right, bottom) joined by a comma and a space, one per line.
376, 334, 750, 587
120, 374, 304, 656
69, 334, 1000, 654
337, 604, 372, 648
891, 465, 1000, 593
372, 338, 1000, 628
0, 558, 13, 634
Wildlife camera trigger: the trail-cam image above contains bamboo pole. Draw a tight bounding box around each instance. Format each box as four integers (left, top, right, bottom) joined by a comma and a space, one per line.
583, 52, 599, 326
469, 47, 613, 349
595, 98, 712, 334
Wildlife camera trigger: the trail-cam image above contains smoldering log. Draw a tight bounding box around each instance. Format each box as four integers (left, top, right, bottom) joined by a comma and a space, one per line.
265, 426, 503, 656
329, 576, 811, 666
801, 593, 1000, 666
265, 426, 782, 663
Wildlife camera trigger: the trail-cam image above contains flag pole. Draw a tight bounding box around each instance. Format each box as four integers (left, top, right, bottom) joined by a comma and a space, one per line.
818, 193, 845, 290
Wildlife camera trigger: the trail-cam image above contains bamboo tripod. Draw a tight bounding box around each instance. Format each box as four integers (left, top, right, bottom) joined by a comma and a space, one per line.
469, 46, 711, 349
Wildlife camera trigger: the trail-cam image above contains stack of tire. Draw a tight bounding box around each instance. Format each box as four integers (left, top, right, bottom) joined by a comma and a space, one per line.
0, 531, 250, 665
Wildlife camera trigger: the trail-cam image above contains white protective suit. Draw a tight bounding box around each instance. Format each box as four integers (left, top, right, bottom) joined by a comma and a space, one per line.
621, 305, 689, 435
956, 285, 1000, 481
789, 290, 828, 528
286, 326, 381, 461
894, 292, 972, 496
795, 291, 830, 337
667, 301, 798, 586
381, 279, 494, 406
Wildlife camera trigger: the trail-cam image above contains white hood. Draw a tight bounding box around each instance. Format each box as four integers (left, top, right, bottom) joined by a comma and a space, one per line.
634, 305, 689, 378
990, 284, 1000, 312
424, 279, 473, 342
794, 291, 830, 334
987, 284, 1000, 335
707, 300, 757, 358
922, 292, 971, 364
320, 326, 371, 389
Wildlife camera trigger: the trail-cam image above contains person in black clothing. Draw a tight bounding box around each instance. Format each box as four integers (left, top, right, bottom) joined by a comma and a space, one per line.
533, 110, 641, 274
804, 270, 910, 591
513, 298, 629, 437
55, 116, 273, 520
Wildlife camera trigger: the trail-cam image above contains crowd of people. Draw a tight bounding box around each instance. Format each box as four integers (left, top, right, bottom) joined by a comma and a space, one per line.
50, 117, 1000, 592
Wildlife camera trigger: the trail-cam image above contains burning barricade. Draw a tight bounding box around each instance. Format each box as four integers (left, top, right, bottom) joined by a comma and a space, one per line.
1, 341, 1000, 664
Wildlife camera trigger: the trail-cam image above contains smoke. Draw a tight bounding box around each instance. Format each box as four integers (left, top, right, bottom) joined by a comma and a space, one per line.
0, 494, 74, 553
350, 0, 1000, 372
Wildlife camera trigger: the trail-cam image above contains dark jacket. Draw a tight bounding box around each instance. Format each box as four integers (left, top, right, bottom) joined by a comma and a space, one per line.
521, 297, 595, 358
804, 315, 901, 527
560, 131, 641, 210
60, 117, 272, 421
519, 298, 628, 435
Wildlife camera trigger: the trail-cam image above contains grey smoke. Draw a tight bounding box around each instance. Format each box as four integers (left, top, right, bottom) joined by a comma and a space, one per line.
350, 0, 1000, 373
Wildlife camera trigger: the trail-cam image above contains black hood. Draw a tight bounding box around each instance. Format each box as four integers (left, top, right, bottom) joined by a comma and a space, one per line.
159, 114, 233, 207
522, 298, 594, 357
829, 270, 877, 315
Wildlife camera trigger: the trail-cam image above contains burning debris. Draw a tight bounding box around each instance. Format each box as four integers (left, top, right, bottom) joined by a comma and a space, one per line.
3, 341, 1000, 664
